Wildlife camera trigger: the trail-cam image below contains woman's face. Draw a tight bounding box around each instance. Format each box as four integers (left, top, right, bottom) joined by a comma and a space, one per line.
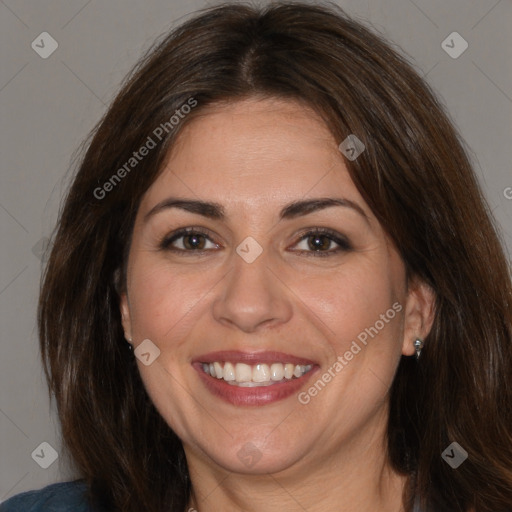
120, 97, 433, 476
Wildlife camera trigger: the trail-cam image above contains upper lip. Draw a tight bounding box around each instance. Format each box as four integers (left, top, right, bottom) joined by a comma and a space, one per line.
193, 350, 317, 366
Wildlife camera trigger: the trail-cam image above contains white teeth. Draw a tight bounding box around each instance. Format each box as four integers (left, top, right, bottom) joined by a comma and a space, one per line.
293, 365, 305, 378
253, 364, 270, 382
223, 362, 236, 381
229, 380, 275, 387
201, 361, 313, 385
213, 361, 223, 379
270, 363, 284, 381
284, 363, 295, 379
235, 363, 252, 382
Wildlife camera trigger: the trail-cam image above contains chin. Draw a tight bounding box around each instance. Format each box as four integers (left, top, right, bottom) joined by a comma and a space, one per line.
214, 449, 303, 476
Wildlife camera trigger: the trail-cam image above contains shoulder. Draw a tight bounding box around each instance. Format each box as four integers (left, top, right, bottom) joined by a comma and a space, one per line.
0, 481, 97, 512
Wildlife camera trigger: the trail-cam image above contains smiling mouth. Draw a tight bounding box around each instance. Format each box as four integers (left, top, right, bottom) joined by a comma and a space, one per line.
193, 350, 318, 405
201, 361, 314, 387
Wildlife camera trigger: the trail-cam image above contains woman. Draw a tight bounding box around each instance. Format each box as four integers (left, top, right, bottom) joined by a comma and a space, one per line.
2, 2, 511, 511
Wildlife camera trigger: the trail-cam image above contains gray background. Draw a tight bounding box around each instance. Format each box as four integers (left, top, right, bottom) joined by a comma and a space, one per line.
1, 0, 511, 501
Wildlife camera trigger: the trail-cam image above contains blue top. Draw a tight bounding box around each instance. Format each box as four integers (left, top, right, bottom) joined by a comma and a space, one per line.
0, 481, 98, 512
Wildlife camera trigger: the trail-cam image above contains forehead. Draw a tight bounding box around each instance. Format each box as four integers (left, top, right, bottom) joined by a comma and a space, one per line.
140, 98, 360, 213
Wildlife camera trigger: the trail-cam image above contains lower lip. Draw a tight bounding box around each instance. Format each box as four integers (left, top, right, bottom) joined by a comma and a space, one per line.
193, 363, 318, 406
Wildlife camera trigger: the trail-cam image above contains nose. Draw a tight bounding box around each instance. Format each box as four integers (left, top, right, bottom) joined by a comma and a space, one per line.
211, 248, 293, 333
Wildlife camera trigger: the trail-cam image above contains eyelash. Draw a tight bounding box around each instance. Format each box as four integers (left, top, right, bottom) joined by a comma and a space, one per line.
159, 227, 352, 257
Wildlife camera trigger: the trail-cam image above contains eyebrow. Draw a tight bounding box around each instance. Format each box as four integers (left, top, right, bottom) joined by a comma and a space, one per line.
144, 197, 370, 225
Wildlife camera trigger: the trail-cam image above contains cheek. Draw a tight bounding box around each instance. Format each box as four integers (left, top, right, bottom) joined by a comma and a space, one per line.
126, 255, 209, 345
293, 259, 401, 352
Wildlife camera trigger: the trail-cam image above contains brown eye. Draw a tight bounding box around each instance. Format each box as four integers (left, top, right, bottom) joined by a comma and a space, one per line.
160, 228, 219, 252
306, 234, 333, 251
182, 233, 207, 250
292, 228, 352, 257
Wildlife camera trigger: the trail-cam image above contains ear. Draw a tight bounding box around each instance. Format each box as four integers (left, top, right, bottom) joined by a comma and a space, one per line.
401, 278, 436, 356
120, 292, 133, 344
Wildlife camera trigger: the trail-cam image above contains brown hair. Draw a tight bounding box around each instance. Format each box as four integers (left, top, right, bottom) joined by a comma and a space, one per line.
38, 2, 512, 511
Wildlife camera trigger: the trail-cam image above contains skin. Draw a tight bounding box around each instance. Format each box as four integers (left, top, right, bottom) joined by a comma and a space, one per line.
120, 97, 435, 512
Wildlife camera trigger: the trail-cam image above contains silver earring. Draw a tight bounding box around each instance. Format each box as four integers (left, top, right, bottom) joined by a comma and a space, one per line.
414, 338, 423, 360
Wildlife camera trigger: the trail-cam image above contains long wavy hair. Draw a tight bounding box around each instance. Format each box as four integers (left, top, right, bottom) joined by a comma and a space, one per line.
38, 2, 512, 511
